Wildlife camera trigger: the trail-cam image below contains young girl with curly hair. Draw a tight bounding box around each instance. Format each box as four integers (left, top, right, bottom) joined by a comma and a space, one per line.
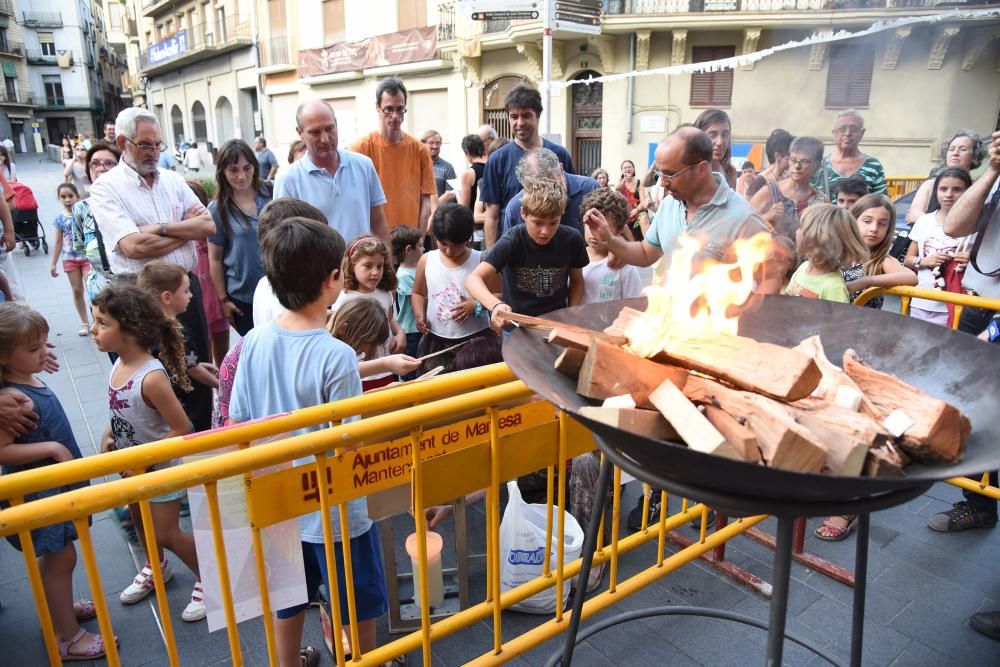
332, 236, 407, 390
90, 283, 206, 623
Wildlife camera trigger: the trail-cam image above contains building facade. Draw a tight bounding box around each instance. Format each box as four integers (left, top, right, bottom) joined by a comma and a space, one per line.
18, 0, 128, 149
0, 0, 33, 152
254, 0, 1000, 181
137, 0, 261, 166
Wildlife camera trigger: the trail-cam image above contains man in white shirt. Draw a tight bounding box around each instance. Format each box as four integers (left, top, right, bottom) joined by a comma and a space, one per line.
89, 108, 216, 343
184, 141, 204, 174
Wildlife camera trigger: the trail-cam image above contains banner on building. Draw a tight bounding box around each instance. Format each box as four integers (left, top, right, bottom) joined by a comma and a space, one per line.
148, 30, 189, 67
298, 26, 437, 77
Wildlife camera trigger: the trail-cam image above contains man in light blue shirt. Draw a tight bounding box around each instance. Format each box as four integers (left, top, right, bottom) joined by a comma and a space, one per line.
274, 100, 389, 242
585, 126, 770, 276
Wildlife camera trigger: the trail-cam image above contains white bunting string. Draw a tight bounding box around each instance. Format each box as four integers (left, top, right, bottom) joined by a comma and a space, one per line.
551, 6, 1000, 90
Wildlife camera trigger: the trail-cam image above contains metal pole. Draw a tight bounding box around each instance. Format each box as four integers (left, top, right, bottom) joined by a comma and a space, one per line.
542, 0, 552, 135
766, 516, 794, 667
560, 454, 614, 665
850, 513, 871, 667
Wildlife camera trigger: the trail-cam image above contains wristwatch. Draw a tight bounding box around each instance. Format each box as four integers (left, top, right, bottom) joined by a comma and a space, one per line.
159, 221, 168, 236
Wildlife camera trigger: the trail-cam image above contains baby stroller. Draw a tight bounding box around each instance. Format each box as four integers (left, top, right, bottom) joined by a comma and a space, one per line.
9, 180, 47, 256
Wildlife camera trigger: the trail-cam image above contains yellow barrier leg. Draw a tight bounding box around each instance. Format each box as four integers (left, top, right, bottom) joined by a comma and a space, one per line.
315, 453, 347, 667
410, 429, 433, 667
543, 464, 554, 579
489, 408, 502, 656
204, 481, 243, 666
248, 519, 278, 666
74, 517, 121, 667
656, 490, 668, 567
338, 502, 361, 662
595, 454, 606, 557
640, 482, 651, 532
138, 500, 180, 667
554, 411, 568, 623
16, 519, 61, 666
610, 465, 621, 594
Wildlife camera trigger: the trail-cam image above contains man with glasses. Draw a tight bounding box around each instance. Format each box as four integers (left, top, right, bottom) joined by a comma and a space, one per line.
811, 109, 887, 199
351, 77, 435, 237
274, 100, 389, 243
89, 107, 216, 349
586, 126, 776, 531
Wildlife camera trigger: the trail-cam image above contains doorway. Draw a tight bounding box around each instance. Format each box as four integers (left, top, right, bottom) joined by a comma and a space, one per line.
569, 70, 602, 177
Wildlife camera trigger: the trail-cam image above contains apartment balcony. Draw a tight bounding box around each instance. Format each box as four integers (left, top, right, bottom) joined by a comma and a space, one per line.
31, 96, 104, 112
0, 85, 33, 106
0, 40, 24, 58
143, 0, 181, 19
20, 11, 63, 28
25, 49, 69, 65
259, 34, 295, 74
0, 0, 14, 17
139, 16, 252, 74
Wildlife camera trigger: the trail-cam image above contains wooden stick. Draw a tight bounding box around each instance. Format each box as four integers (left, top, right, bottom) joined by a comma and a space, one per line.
649, 379, 740, 460
416, 339, 472, 363
579, 406, 679, 441
843, 349, 970, 463
643, 333, 822, 402
554, 347, 587, 379
504, 311, 628, 346
703, 405, 761, 464
577, 339, 688, 407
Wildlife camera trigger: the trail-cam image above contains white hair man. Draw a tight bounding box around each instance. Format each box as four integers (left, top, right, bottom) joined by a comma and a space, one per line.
477, 124, 498, 154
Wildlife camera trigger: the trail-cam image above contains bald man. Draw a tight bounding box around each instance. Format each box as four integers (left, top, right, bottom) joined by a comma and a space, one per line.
274, 99, 389, 242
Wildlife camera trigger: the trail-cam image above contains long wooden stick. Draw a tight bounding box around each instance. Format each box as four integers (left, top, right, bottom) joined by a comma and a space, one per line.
504, 311, 628, 346
416, 339, 473, 363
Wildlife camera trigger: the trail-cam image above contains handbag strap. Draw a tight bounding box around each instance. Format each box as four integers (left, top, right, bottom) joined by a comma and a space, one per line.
970, 184, 1000, 278
92, 216, 112, 275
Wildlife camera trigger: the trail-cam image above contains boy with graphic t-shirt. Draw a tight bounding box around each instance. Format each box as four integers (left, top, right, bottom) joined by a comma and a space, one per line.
465, 177, 588, 325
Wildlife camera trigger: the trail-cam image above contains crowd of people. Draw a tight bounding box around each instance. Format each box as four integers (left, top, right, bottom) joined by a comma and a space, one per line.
0, 74, 999, 663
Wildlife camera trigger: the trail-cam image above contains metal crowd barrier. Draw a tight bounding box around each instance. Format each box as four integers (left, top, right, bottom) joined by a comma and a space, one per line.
0, 362, 764, 666
855, 285, 1000, 502
885, 176, 927, 200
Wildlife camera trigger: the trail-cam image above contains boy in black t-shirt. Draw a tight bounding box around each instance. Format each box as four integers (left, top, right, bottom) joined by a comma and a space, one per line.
466, 176, 588, 326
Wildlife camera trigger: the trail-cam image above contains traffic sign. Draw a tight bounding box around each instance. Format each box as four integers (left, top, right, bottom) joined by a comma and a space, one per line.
551, 0, 602, 35
461, 0, 540, 21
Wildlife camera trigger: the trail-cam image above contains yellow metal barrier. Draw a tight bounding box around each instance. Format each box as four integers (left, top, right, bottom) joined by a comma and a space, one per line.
854, 285, 1000, 501
886, 175, 926, 200
0, 362, 761, 666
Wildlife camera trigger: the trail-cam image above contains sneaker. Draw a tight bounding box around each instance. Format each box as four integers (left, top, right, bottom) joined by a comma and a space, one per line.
585, 563, 607, 593
969, 610, 1000, 641
120, 559, 173, 604
626, 494, 661, 532
927, 501, 998, 532
181, 582, 207, 622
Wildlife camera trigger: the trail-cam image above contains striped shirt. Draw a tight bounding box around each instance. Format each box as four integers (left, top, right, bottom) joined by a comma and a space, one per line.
88, 160, 204, 273
812, 153, 887, 198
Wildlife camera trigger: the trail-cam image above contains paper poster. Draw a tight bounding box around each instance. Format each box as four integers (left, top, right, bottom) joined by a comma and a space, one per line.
186, 438, 307, 632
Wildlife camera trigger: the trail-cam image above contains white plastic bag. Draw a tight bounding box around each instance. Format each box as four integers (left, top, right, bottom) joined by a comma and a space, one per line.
499, 480, 584, 614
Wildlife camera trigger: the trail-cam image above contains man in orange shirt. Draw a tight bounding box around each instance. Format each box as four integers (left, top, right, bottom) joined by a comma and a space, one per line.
351, 77, 435, 237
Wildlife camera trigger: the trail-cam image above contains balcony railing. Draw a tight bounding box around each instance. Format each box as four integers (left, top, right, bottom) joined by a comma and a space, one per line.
0, 85, 32, 105
0, 40, 24, 57
260, 34, 292, 68
438, 3, 455, 41
21, 11, 63, 27
0, 0, 14, 17
25, 49, 65, 64
31, 96, 104, 111
139, 16, 252, 71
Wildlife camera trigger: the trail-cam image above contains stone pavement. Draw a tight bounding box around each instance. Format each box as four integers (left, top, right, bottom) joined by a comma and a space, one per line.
1, 156, 999, 665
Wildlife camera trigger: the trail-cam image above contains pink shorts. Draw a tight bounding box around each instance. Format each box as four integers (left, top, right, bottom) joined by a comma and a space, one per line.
62, 258, 91, 273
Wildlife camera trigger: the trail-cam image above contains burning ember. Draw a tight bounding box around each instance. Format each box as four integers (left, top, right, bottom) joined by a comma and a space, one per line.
626, 232, 772, 356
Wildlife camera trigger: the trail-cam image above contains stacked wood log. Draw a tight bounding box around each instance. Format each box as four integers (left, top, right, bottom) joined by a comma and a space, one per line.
520, 309, 971, 478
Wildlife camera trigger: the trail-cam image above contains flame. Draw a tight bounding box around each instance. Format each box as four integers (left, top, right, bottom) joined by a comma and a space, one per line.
626, 232, 772, 357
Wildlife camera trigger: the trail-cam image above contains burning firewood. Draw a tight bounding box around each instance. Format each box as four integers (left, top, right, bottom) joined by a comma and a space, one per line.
579, 406, 679, 441
577, 339, 688, 407
793, 336, 878, 418
843, 350, 970, 464
703, 405, 762, 464
648, 379, 741, 461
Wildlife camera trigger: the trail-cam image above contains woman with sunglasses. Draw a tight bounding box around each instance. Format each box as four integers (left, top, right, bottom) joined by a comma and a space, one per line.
71, 142, 120, 303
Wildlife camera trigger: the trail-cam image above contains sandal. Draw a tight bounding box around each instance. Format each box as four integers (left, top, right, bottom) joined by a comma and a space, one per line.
814, 515, 858, 542
73, 599, 96, 622
58, 628, 107, 662
78, 324, 90, 337
299, 645, 320, 667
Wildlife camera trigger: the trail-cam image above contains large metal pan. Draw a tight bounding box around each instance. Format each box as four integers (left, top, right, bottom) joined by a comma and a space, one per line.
502, 296, 1000, 504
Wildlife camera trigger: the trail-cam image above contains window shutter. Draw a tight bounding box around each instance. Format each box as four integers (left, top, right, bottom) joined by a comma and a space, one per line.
826, 44, 874, 108
690, 46, 735, 107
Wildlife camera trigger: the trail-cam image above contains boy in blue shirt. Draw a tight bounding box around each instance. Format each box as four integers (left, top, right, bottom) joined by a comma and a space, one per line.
229, 217, 387, 665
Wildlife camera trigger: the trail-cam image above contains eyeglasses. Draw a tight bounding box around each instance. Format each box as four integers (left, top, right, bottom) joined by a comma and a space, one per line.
125, 138, 168, 153
788, 158, 814, 168
655, 161, 702, 182
379, 106, 406, 117
89, 159, 118, 170
833, 125, 863, 136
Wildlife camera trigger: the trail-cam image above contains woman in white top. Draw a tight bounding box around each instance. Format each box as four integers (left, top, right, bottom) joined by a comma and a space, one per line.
412, 203, 492, 372
63, 144, 89, 197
